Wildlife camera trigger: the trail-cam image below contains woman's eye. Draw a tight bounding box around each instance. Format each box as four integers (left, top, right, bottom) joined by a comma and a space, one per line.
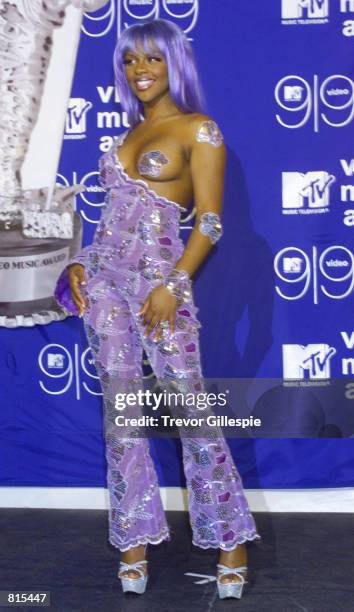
123, 56, 161, 65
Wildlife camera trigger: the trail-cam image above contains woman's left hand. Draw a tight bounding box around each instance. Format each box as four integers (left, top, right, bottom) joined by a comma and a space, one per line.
137, 285, 179, 341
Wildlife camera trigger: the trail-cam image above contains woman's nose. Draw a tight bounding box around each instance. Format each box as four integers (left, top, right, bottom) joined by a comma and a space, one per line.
135, 57, 149, 73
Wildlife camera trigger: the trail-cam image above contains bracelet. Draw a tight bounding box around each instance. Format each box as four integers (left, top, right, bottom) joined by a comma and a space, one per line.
164, 268, 192, 303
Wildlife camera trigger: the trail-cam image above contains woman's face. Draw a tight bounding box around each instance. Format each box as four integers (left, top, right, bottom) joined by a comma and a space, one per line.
122, 44, 169, 103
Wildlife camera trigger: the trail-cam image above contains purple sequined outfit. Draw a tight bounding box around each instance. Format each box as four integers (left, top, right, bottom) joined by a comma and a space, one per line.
54, 130, 261, 552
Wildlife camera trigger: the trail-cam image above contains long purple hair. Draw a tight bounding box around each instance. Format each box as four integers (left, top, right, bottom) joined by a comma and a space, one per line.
113, 19, 207, 128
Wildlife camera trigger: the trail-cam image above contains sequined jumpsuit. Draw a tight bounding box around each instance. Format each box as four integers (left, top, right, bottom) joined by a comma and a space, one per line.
55, 129, 261, 552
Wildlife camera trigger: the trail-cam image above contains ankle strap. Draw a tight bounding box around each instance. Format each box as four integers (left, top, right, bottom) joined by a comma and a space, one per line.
119, 559, 147, 577
217, 564, 247, 581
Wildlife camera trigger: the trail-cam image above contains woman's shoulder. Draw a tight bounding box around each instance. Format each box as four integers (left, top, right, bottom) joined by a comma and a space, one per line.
182, 113, 225, 148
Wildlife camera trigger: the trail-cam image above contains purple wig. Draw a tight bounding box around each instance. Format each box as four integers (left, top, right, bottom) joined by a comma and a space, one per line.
113, 19, 207, 128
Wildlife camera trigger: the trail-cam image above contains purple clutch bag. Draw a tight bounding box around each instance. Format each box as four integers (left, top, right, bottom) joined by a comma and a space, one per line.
54, 266, 80, 316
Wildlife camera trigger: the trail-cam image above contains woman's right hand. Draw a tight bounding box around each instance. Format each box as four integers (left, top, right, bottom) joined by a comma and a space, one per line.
68, 263, 87, 317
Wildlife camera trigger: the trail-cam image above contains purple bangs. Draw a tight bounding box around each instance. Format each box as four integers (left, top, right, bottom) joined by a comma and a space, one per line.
113, 19, 207, 128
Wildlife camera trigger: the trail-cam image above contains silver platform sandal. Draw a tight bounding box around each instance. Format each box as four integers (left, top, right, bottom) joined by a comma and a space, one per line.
216, 564, 248, 599
118, 546, 148, 595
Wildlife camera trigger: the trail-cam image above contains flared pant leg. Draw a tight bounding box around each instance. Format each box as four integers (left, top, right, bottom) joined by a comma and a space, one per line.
83, 271, 260, 552
82, 274, 171, 551
126, 290, 261, 552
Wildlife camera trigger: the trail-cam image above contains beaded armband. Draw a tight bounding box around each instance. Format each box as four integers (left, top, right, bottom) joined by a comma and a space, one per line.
198, 212, 223, 245
164, 268, 192, 304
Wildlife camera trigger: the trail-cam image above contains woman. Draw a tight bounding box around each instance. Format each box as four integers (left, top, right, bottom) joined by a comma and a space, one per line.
55, 18, 260, 600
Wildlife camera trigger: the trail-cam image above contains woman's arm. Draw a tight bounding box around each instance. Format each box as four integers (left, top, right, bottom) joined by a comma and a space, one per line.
138, 116, 226, 339
175, 115, 226, 278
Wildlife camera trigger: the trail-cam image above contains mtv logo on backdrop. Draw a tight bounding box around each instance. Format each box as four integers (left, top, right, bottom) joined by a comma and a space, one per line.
282, 0, 329, 23
47, 353, 65, 368
283, 344, 336, 379
283, 257, 303, 273
64, 98, 93, 139
282, 171, 336, 214
284, 85, 304, 101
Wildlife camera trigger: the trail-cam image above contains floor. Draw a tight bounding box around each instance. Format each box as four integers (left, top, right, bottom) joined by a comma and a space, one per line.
0, 510, 353, 611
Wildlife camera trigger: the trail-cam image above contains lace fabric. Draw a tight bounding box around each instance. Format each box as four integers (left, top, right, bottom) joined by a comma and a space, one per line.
53, 129, 261, 551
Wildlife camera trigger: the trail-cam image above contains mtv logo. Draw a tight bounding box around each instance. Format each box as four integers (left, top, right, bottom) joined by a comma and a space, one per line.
283, 343, 336, 379
47, 353, 65, 368
281, 0, 328, 19
65, 98, 93, 134
284, 86, 303, 101
283, 257, 302, 273
282, 171, 336, 209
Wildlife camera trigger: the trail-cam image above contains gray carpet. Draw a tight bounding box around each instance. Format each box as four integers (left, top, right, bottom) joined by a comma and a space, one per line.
0, 510, 353, 611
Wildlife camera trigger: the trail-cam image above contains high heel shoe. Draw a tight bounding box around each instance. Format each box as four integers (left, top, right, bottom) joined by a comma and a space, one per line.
216, 564, 248, 599
118, 546, 148, 595
118, 559, 148, 594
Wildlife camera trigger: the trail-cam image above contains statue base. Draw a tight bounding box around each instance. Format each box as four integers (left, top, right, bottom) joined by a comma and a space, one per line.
0, 212, 83, 328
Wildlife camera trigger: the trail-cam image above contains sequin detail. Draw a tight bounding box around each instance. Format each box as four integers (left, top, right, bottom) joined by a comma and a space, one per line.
198, 212, 223, 245
195, 120, 224, 148
138, 150, 170, 177
54, 127, 261, 552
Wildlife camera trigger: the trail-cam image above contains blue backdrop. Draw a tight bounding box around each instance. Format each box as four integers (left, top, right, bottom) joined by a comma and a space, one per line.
2, 0, 354, 489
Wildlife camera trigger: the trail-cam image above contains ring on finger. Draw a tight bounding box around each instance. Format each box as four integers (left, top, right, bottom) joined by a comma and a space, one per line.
159, 321, 169, 329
